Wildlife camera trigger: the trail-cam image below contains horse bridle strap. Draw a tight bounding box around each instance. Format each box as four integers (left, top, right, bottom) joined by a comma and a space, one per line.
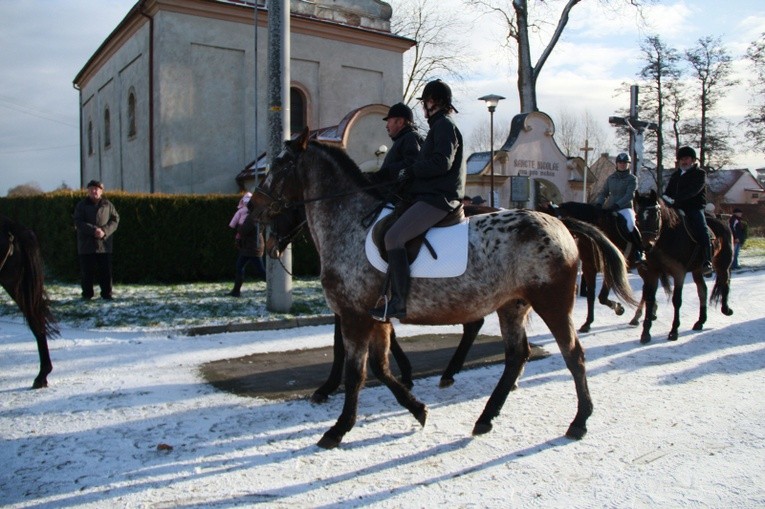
0, 231, 15, 273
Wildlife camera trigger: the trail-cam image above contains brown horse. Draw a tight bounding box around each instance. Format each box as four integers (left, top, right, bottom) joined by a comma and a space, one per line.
633, 191, 733, 343
253, 128, 636, 449
540, 201, 637, 332
0, 216, 58, 388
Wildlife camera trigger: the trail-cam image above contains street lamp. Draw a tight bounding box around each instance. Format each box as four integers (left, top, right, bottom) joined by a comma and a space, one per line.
478, 94, 505, 207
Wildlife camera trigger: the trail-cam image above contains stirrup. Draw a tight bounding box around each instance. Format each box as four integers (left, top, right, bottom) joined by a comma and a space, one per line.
370, 295, 391, 322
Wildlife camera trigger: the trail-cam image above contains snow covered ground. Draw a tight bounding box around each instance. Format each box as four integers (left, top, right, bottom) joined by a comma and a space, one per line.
1, 268, 764, 508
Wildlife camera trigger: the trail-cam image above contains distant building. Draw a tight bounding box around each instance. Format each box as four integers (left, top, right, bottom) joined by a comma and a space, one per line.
469, 111, 593, 208
73, 0, 412, 194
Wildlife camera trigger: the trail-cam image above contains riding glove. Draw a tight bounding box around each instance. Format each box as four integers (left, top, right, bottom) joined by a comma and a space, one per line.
661, 194, 675, 205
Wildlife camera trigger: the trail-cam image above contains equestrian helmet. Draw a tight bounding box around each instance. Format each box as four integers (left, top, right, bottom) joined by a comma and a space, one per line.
383, 102, 413, 123
417, 79, 458, 112
677, 146, 697, 160
616, 152, 631, 164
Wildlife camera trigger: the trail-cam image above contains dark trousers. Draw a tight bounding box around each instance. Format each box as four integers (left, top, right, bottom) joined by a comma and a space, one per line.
235, 255, 266, 279
685, 209, 712, 260
384, 201, 449, 250
79, 253, 113, 299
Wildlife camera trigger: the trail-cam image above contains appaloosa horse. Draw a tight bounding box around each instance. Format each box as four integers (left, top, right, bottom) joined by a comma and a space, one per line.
633, 191, 733, 343
0, 216, 58, 388
252, 128, 636, 449
541, 201, 637, 332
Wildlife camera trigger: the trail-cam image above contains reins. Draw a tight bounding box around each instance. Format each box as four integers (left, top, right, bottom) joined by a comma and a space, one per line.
0, 231, 15, 273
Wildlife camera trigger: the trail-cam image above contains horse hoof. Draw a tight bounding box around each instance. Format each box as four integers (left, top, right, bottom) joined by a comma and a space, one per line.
317, 432, 341, 450
414, 405, 428, 427
629, 319, 639, 327
439, 377, 455, 388
722, 307, 733, 316
32, 379, 48, 389
565, 424, 587, 440
578, 324, 590, 333
310, 391, 329, 404
667, 332, 678, 341
640, 334, 651, 344
692, 322, 703, 331
472, 421, 493, 435
615, 305, 625, 316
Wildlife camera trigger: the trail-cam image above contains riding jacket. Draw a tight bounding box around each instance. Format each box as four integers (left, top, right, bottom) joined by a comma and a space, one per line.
594, 170, 637, 211
404, 110, 465, 212
371, 125, 423, 185
663, 164, 707, 212
74, 197, 120, 255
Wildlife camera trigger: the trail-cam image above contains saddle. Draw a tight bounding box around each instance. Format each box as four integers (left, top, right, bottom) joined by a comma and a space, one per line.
371, 202, 466, 264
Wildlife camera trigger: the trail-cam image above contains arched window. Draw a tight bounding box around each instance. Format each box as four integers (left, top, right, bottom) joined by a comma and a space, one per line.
104, 106, 111, 148
290, 87, 307, 134
87, 120, 94, 156
127, 89, 136, 137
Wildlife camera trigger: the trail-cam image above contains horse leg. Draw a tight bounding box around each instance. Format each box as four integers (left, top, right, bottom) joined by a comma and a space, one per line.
580, 267, 596, 333
473, 303, 531, 435
32, 330, 52, 389
640, 276, 659, 344
311, 314, 345, 403
667, 276, 686, 341
691, 272, 708, 332
598, 282, 625, 317
439, 318, 484, 388
534, 298, 593, 439
389, 328, 413, 389
629, 297, 644, 326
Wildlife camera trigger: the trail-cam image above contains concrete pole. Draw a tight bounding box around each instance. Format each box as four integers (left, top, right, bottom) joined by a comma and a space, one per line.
266, 0, 292, 312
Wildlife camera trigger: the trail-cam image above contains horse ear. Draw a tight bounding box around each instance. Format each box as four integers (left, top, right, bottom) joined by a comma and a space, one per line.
297, 127, 310, 151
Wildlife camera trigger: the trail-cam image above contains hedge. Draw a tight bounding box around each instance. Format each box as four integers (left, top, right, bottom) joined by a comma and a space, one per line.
0, 191, 320, 283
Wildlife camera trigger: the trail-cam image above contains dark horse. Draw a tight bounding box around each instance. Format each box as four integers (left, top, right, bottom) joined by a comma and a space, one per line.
540, 201, 636, 332
253, 128, 636, 449
633, 191, 733, 343
267, 204, 492, 403
0, 216, 58, 388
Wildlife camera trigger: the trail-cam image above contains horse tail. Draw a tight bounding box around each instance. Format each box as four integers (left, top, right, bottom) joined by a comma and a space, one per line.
706, 216, 733, 306
560, 217, 638, 308
8, 222, 59, 339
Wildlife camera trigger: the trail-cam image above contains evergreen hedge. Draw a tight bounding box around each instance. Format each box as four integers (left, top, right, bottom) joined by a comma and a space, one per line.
0, 191, 319, 283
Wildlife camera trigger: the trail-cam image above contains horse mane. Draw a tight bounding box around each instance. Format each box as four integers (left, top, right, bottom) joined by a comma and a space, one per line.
657, 197, 680, 229
307, 140, 386, 201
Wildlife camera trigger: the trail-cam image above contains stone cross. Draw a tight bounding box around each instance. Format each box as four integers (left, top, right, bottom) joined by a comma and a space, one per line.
608, 85, 658, 175
579, 139, 594, 202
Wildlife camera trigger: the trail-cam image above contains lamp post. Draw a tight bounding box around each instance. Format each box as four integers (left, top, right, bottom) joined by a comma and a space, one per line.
478, 94, 505, 207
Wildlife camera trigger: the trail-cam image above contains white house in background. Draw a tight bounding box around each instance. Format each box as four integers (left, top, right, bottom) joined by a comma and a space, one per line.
73, 0, 412, 194
469, 111, 592, 208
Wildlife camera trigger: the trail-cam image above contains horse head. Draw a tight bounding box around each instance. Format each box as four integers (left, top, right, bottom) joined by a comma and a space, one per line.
251, 128, 311, 258
635, 190, 662, 250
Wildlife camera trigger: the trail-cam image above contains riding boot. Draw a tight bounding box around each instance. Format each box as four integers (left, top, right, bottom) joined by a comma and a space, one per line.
702, 241, 714, 277
228, 276, 243, 297
370, 248, 410, 321
630, 228, 646, 265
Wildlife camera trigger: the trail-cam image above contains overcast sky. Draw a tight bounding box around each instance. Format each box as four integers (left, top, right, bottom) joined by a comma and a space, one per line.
0, 0, 763, 195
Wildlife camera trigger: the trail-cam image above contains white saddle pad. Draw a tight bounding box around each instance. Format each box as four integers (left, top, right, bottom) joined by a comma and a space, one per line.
364, 206, 469, 278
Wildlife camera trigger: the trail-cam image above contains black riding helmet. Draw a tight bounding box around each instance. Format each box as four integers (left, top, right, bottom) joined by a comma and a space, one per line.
615, 152, 631, 164
417, 79, 459, 113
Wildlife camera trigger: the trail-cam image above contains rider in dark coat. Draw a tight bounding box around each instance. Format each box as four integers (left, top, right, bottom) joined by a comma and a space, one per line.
370, 80, 465, 321
662, 146, 713, 276
370, 102, 423, 193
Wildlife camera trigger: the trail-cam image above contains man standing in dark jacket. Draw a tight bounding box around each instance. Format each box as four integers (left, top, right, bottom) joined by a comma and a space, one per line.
370, 102, 423, 196
662, 146, 713, 276
370, 79, 465, 321
74, 180, 120, 300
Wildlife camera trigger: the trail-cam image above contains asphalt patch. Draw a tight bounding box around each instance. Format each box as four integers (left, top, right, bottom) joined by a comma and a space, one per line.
201, 332, 550, 400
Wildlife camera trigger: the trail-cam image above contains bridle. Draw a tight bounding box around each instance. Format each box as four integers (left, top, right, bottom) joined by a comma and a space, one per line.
0, 230, 15, 273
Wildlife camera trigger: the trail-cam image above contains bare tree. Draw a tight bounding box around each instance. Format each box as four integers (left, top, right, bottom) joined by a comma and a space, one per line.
466, 118, 512, 155
636, 35, 682, 189
684, 36, 739, 168
743, 32, 765, 153
553, 108, 606, 159
389, 0, 471, 106
472, 0, 646, 113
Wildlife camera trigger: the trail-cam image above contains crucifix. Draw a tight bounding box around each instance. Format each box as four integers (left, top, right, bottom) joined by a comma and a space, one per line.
608, 85, 658, 176
579, 138, 594, 202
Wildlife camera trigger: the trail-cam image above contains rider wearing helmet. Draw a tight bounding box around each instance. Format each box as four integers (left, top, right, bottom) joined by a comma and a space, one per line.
594, 152, 645, 265
662, 146, 714, 276
369, 102, 423, 194
370, 79, 466, 321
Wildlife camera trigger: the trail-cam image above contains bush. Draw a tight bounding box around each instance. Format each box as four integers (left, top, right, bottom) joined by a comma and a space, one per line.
0, 191, 319, 283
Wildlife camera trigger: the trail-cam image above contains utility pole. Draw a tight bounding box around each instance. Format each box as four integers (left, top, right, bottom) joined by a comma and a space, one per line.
266, 0, 292, 312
